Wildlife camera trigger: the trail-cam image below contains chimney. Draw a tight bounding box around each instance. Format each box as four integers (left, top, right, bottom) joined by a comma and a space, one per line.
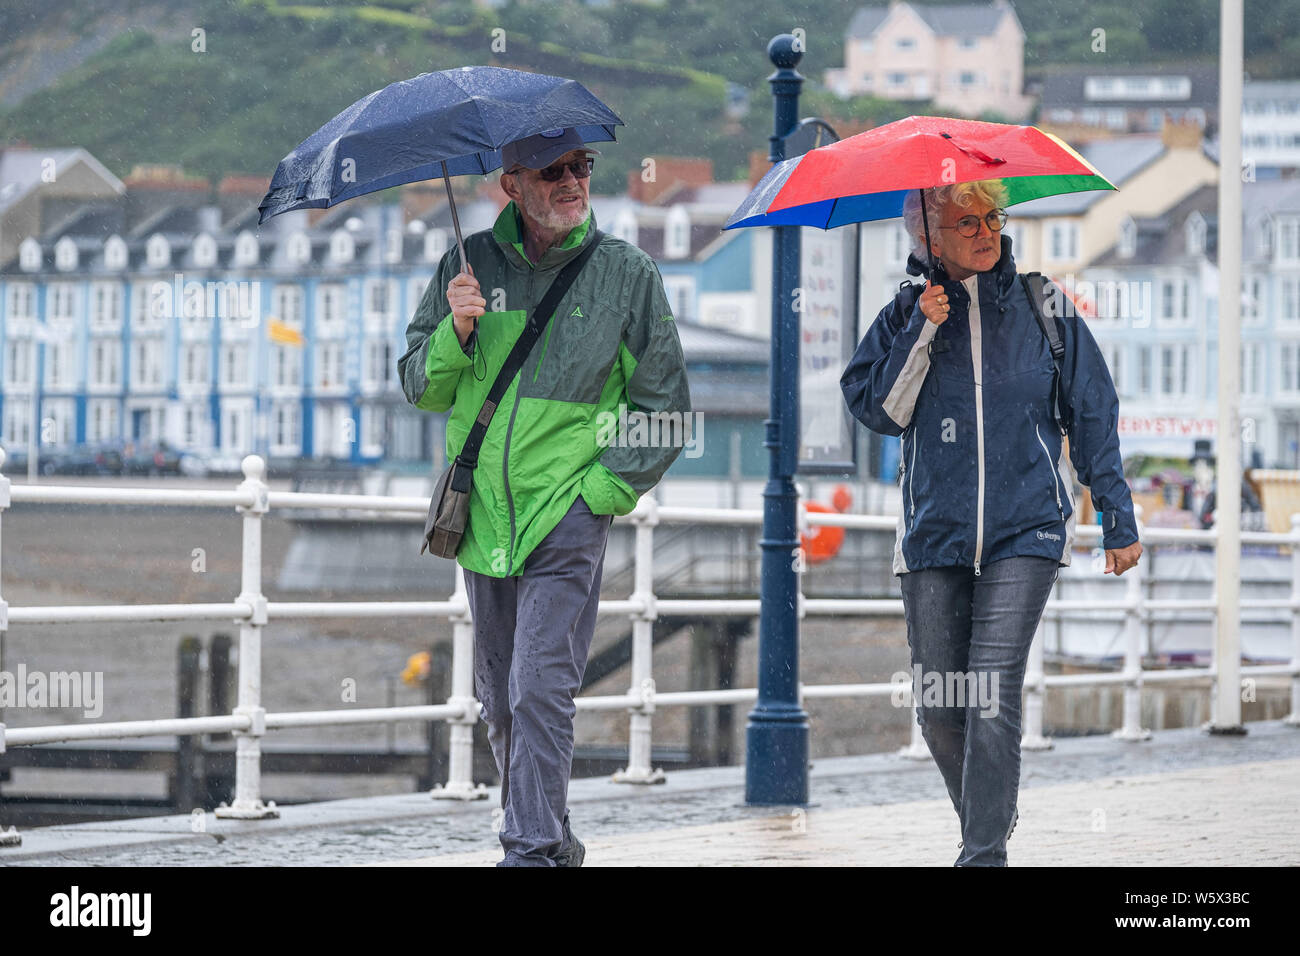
1161, 116, 1202, 150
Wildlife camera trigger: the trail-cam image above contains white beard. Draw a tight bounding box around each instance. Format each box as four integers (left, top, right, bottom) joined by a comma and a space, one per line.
517, 186, 588, 233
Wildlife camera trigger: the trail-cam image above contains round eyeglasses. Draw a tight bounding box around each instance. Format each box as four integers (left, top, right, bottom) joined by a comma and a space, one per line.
939, 209, 1009, 238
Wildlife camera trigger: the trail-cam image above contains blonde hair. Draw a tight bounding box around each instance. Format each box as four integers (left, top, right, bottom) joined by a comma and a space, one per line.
902, 179, 1010, 260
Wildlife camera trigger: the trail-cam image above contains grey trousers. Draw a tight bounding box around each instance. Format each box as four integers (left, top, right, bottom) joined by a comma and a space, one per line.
463, 495, 613, 866
898, 555, 1059, 867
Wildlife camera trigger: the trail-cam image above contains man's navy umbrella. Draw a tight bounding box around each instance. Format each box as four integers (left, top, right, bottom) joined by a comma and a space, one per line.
256, 65, 622, 266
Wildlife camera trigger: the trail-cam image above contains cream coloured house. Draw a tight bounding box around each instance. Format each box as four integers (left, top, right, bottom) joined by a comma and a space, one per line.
825, 0, 1034, 120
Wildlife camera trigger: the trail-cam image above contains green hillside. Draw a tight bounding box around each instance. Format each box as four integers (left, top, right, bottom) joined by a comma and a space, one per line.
0, 0, 1295, 193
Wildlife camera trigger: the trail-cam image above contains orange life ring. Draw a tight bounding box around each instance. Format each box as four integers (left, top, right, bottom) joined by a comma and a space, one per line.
801, 502, 845, 564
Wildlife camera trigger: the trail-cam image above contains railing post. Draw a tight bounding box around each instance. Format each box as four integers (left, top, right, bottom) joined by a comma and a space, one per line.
215, 455, 278, 819
1286, 513, 1300, 727
614, 497, 664, 783
1113, 505, 1151, 742
1022, 611, 1054, 750
431, 565, 487, 800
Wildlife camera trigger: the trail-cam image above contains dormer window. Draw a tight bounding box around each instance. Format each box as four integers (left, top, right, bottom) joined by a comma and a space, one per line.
146, 234, 171, 268
1258, 217, 1274, 258
1119, 218, 1136, 258
193, 233, 218, 268
19, 238, 41, 273
423, 228, 447, 264
234, 231, 259, 268
329, 229, 355, 264
287, 232, 311, 266
1185, 212, 1206, 256
614, 208, 639, 247
105, 235, 128, 271
664, 206, 690, 259
54, 237, 78, 272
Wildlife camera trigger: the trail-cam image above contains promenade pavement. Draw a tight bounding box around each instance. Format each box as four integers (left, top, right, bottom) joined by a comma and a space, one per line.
2, 720, 1297, 867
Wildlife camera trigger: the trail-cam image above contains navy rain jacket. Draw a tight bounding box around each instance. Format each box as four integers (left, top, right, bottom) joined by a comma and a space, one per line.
841, 234, 1139, 577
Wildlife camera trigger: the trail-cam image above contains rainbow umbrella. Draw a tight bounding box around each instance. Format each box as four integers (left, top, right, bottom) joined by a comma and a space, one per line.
725, 115, 1116, 273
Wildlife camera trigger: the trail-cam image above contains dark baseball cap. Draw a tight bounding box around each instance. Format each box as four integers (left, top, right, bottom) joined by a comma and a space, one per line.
501, 128, 600, 173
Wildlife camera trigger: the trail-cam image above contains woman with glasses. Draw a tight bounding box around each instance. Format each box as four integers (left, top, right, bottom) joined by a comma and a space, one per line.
841, 178, 1141, 866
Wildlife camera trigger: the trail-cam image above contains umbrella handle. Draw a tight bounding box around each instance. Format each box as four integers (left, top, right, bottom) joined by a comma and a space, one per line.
441, 160, 474, 333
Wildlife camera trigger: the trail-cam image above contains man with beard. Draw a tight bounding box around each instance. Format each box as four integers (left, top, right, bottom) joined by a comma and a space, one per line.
398, 127, 692, 866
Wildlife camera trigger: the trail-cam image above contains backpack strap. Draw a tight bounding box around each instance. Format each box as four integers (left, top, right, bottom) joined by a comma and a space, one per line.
1020, 272, 1068, 437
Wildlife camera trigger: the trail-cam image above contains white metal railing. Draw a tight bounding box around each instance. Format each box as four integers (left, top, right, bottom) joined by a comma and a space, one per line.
0, 450, 1298, 821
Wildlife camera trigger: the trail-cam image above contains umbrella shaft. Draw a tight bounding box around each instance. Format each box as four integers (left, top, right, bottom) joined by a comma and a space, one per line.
442, 161, 467, 273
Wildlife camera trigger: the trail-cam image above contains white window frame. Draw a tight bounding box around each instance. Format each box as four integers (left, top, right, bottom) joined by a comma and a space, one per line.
317, 283, 347, 338
180, 343, 211, 388
314, 342, 346, 390
88, 338, 122, 390
90, 282, 123, 333
271, 343, 303, 390
363, 338, 393, 391
1044, 220, 1079, 263
6, 282, 35, 320
130, 337, 166, 391
220, 343, 250, 389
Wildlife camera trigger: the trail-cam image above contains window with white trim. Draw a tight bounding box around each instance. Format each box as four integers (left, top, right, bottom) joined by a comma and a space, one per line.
90, 282, 123, 332
6, 283, 35, 320
315, 342, 346, 389
220, 343, 250, 388
87, 399, 120, 443
89, 338, 121, 388
1281, 218, 1300, 262
181, 344, 211, 387
1137, 345, 1152, 397
1280, 342, 1300, 395
318, 283, 346, 338
274, 284, 305, 330
130, 338, 165, 390
50, 283, 78, 322
273, 401, 301, 451
272, 343, 303, 388
1282, 277, 1300, 323
1242, 342, 1264, 397
1044, 220, 1079, 262
3, 398, 31, 445
45, 331, 75, 389
5, 339, 33, 388
364, 339, 393, 389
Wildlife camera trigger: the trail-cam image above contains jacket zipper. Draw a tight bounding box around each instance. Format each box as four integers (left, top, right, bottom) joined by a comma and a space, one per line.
502, 387, 522, 571
908, 426, 917, 527
969, 280, 986, 577
1036, 422, 1064, 520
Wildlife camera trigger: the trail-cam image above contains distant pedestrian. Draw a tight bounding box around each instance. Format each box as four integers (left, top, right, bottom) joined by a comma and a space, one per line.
841, 179, 1141, 866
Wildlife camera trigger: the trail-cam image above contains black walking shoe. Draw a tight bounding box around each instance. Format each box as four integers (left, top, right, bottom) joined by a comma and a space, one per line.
552, 818, 585, 867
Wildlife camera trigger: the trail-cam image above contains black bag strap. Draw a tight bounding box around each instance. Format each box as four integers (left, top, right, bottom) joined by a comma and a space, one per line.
454, 229, 603, 471
1020, 272, 1068, 437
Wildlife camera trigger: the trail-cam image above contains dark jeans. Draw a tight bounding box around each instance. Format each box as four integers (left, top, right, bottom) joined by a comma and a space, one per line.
464, 495, 612, 867
899, 555, 1059, 866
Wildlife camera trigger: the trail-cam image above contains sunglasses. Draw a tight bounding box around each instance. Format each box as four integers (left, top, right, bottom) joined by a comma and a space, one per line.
510, 157, 595, 182
938, 209, 1009, 238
